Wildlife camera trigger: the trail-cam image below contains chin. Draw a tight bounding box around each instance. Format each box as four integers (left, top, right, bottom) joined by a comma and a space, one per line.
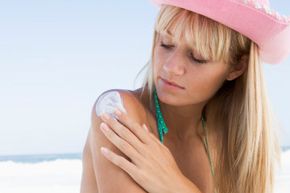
154, 86, 185, 106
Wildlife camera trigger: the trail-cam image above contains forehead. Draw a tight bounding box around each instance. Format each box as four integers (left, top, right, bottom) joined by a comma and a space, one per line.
157, 31, 171, 41
159, 30, 178, 40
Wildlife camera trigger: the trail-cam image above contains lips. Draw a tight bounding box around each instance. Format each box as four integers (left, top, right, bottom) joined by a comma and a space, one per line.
160, 77, 185, 89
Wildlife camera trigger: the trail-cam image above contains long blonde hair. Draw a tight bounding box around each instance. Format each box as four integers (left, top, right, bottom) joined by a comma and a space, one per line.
135, 5, 281, 193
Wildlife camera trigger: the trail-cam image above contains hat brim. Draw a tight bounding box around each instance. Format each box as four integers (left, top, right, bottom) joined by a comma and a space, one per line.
150, 0, 290, 64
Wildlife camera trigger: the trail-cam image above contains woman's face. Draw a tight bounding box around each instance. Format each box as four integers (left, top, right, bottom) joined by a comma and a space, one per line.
153, 32, 232, 106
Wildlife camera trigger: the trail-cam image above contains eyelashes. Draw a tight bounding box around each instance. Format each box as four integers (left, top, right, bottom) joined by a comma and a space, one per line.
159, 43, 207, 64
160, 43, 173, 49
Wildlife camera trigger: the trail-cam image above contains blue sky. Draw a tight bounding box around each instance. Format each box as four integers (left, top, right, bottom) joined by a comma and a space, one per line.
0, 0, 289, 155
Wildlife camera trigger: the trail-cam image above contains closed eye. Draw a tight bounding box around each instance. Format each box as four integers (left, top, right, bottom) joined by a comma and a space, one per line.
189, 53, 207, 64
160, 43, 207, 64
160, 43, 173, 49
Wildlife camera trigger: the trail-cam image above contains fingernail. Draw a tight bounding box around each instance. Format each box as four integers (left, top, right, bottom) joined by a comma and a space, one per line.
100, 122, 109, 131
142, 124, 149, 132
101, 113, 110, 121
101, 147, 109, 155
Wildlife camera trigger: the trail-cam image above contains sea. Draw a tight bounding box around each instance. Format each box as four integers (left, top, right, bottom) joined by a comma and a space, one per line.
0, 148, 289, 193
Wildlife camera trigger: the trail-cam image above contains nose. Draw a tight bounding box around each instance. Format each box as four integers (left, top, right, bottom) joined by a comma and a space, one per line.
163, 49, 186, 75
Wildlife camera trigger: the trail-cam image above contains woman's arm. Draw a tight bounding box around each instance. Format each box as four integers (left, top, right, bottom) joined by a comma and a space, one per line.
80, 132, 99, 193
93, 90, 204, 193
87, 90, 148, 193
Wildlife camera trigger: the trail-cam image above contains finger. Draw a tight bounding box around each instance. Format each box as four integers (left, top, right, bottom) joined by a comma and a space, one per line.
100, 146, 141, 181
142, 124, 162, 145
113, 108, 152, 145
100, 122, 143, 165
100, 113, 145, 154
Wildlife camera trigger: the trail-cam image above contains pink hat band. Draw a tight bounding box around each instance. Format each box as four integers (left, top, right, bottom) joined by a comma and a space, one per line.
150, 0, 290, 64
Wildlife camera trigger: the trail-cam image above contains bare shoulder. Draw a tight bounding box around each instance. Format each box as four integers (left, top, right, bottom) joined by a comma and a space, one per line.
92, 88, 149, 126
88, 89, 149, 193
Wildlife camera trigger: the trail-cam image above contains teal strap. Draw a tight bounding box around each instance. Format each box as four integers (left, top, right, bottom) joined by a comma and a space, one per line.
153, 88, 215, 177
153, 89, 168, 143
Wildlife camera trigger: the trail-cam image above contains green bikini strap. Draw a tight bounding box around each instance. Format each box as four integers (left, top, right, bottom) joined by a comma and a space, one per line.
153, 88, 168, 143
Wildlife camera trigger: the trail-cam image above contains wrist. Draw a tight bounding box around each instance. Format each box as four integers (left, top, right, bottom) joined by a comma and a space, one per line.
170, 174, 202, 193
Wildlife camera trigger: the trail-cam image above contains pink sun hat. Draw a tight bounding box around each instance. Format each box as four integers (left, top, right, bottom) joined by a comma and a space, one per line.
149, 0, 290, 64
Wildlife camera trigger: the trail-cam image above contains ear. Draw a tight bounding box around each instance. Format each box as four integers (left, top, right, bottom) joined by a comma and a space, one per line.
226, 55, 249, 81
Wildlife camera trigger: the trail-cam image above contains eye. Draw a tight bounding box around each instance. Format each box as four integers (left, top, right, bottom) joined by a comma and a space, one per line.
160, 42, 208, 64
160, 43, 173, 49
189, 53, 207, 64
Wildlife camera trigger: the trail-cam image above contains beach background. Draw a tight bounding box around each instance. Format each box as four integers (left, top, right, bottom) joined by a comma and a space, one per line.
0, 148, 289, 193
0, 0, 289, 192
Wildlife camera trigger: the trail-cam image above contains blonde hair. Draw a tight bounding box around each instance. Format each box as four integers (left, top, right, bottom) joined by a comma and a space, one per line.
135, 5, 281, 193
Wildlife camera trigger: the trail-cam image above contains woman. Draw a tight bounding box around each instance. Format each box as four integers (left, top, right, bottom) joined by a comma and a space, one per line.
80, 0, 290, 193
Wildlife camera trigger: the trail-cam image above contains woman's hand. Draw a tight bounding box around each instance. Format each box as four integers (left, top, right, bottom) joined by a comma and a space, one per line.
98, 108, 189, 193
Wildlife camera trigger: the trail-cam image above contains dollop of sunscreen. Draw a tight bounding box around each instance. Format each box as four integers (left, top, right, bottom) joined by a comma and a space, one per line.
95, 91, 127, 120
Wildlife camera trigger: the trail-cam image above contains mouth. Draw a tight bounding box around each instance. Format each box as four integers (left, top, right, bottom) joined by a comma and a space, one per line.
159, 77, 185, 89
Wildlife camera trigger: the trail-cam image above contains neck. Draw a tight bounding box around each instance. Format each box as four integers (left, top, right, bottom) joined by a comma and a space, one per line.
157, 99, 206, 142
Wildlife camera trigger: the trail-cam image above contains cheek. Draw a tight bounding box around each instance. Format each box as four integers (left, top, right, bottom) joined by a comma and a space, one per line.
152, 50, 164, 81
185, 67, 228, 101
